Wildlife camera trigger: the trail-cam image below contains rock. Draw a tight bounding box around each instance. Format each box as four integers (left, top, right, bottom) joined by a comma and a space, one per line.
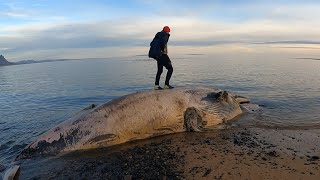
124, 175, 132, 180
309, 156, 319, 161
203, 168, 212, 177
266, 150, 278, 157
3, 165, 20, 180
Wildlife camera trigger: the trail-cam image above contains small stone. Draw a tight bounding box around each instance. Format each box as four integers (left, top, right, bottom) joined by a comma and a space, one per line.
124, 175, 132, 180
266, 150, 278, 157
203, 168, 212, 177
310, 156, 319, 161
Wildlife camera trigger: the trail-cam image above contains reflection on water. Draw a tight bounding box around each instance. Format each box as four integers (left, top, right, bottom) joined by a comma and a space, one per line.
0, 54, 320, 168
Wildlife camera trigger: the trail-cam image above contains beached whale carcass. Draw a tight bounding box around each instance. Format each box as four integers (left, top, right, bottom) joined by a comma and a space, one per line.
17, 87, 252, 159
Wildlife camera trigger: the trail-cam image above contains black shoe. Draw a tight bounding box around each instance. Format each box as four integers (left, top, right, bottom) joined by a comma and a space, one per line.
154, 85, 163, 90
164, 85, 174, 89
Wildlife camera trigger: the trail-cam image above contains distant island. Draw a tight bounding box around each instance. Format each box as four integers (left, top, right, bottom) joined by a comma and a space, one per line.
0, 55, 13, 66
295, 57, 320, 61
0, 55, 92, 67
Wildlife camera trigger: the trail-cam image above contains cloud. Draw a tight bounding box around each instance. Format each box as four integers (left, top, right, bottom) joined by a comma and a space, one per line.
1, 12, 30, 18
0, 47, 10, 51
2, 15, 320, 60
278, 46, 320, 50
255, 41, 320, 45
0, 2, 35, 19
1, 1, 320, 60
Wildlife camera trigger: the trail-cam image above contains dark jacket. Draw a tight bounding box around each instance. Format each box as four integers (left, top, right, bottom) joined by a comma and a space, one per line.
148, 31, 170, 59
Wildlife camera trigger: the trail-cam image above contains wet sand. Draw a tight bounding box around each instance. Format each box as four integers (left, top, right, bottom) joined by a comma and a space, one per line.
20, 127, 320, 180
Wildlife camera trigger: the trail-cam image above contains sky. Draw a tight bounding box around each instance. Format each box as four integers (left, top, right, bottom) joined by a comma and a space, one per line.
0, 0, 320, 61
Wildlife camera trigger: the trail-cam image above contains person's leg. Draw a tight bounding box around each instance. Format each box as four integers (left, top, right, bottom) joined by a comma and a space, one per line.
162, 54, 173, 86
165, 65, 173, 85
155, 59, 163, 86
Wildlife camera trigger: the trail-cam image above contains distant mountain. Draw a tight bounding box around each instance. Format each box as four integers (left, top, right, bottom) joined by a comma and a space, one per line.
1, 57, 105, 66
15, 58, 78, 65
0, 55, 13, 66
16, 60, 38, 64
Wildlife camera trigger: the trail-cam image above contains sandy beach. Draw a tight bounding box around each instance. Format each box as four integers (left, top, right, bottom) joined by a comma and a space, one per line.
19, 126, 320, 180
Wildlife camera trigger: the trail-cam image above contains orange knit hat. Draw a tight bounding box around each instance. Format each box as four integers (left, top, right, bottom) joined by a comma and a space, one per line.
163, 26, 170, 33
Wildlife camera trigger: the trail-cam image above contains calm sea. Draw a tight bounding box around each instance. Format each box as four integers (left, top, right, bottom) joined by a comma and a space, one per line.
0, 54, 320, 170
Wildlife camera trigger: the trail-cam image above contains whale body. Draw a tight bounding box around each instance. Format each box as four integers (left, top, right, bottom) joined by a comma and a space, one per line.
17, 87, 251, 159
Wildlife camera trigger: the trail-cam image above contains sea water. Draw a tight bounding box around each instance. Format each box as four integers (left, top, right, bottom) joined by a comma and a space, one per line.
0, 54, 320, 170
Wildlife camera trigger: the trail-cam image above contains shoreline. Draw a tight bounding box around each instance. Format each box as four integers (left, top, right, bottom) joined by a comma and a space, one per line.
18, 126, 320, 179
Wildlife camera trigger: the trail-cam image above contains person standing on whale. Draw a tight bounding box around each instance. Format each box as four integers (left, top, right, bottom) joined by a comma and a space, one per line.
149, 26, 174, 90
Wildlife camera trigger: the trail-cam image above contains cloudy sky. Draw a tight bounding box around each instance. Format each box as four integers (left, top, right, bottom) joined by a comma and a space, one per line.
1, 0, 320, 61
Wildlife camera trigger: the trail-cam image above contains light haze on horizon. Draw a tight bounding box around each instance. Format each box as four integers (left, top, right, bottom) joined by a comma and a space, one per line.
0, 0, 320, 61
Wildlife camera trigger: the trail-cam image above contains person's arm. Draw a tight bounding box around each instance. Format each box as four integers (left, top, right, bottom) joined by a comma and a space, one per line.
160, 33, 170, 52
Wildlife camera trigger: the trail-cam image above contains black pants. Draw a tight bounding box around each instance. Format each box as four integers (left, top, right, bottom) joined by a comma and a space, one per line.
155, 54, 173, 85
